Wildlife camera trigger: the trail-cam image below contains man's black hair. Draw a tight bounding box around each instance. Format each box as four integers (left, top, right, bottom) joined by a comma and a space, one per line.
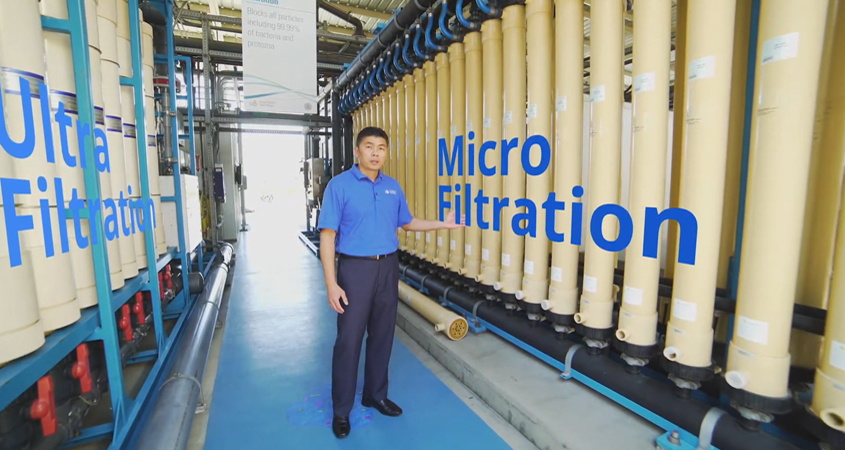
356, 126, 389, 147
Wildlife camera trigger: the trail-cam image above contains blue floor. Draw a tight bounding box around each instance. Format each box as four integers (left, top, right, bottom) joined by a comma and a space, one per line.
203, 220, 512, 449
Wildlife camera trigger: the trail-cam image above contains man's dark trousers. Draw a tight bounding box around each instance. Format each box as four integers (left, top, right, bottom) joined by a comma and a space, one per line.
332, 252, 399, 418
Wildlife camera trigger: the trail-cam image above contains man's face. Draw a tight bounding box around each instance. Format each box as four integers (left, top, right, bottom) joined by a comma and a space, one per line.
356, 135, 388, 172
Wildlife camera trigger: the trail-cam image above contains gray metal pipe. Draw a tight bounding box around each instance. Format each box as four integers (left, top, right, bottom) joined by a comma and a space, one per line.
134, 245, 235, 450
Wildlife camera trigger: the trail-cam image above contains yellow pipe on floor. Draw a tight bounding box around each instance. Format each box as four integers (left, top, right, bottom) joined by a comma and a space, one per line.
574, 0, 625, 344
724, 0, 829, 411
398, 281, 469, 340
463, 30, 483, 280
494, 2, 527, 306
615, 0, 672, 361
448, 42, 466, 272
435, 52, 451, 268
415, 67, 428, 257
477, 18, 504, 289
425, 61, 439, 263
543, 0, 583, 332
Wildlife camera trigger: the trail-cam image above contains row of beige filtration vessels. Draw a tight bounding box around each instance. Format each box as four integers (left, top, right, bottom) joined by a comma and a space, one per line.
0, 0, 168, 366
338, 0, 845, 447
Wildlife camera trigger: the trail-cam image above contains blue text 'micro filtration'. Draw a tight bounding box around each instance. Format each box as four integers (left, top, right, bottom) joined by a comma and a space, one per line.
437, 133, 700, 266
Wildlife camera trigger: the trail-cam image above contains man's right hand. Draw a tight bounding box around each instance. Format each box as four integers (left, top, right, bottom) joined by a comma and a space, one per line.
327, 283, 348, 314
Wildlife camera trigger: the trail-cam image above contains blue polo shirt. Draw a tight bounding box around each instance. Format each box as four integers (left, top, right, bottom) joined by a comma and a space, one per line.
317, 164, 414, 257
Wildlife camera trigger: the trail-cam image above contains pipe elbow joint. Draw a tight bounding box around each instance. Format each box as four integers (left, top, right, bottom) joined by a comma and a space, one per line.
663, 346, 682, 363
540, 299, 552, 311
615, 328, 629, 342
573, 312, 585, 325
724, 370, 749, 390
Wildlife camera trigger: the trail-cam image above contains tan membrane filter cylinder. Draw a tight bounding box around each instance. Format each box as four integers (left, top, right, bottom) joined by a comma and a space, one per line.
615, 0, 672, 352
405, 74, 416, 252
495, 4, 527, 298
414, 68, 427, 257
435, 53, 450, 267
517, 0, 553, 312
724, 0, 829, 403
389, 86, 397, 179
396, 81, 406, 249
0, 205, 45, 364
661, 0, 737, 373
462, 31, 483, 279
425, 61, 438, 262
398, 281, 468, 340
794, 0, 844, 370
574, 0, 625, 336
448, 43, 466, 271
478, 18, 504, 287
811, 169, 845, 431
543, 0, 583, 326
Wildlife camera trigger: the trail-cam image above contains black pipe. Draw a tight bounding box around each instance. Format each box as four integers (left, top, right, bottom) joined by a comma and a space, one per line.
318, 0, 365, 36
334, 0, 437, 90
398, 261, 803, 450
342, 115, 354, 171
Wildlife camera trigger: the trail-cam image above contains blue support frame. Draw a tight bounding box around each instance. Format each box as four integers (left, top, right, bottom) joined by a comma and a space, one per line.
0, 2, 202, 449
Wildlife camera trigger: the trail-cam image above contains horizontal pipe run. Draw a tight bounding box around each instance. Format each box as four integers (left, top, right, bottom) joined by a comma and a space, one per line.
398, 258, 801, 450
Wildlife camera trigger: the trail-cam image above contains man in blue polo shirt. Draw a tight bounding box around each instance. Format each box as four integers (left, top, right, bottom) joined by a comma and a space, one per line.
317, 126, 462, 439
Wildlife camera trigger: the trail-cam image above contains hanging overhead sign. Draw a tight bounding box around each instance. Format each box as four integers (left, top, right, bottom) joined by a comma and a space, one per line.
242, 0, 317, 114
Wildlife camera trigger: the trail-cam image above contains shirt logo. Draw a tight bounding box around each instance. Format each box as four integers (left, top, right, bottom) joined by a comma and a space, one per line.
385, 189, 397, 195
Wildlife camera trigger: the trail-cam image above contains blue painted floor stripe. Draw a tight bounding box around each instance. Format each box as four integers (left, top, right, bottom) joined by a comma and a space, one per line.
203, 224, 511, 449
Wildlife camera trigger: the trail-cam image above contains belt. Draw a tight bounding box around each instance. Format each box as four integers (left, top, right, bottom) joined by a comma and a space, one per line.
337, 251, 396, 260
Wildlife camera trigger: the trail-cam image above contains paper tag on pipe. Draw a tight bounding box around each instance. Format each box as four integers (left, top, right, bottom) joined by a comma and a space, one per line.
830, 340, 845, 371
465, 244, 472, 255
416, 232, 421, 240
484, 117, 492, 129
634, 72, 655, 93
527, 104, 538, 120
762, 32, 799, 65
503, 111, 513, 125
502, 253, 511, 267
555, 96, 567, 112
450, 239, 456, 250
551, 266, 562, 282
590, 86, 605, 103
737, 315, 769, 345
524, 260, 534, 274
467, 121, 473, 132
689, 56, 716, 81
672, 298, 697, 322
624, 286, 644, 306
415, 136, 420, 145
438, 236, 443, 246
426, 234, 431, 243
583, 275, 597, 293
482, 248, 490, 261
450, 125, 457, 136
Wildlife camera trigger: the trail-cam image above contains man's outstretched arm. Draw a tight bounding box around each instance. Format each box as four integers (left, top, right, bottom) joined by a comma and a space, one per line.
401, 210, 465, 232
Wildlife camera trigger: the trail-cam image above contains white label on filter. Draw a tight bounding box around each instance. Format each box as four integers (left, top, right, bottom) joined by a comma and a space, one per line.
415, 136, 421, 145
688, 56, 716, 81
830, 340, 845, 371
450, 125, 457, 136
484, 117, 492, 129
524, 260, 534, 274
634, 72, 655, 93
437, 130, 443, 139
426, 234, 431, 243
416, 232, 421, 240
672, 298, 697, 322
503, 111, 513, 125
590, 85, 605, 103
482, 248, 490, 261
467, 120, 473, 132
502, 253, 511, 267
527, 104, 538, 119
762, 32, 799, 65
737, 315, 769, 345
583, 275, 597, 293
555, 96, 567, 112
624, 286, 644, 306
465, 244, 472, 255
450, 239, 456, 250
438, 236, 443, 246
551, 267, 562, 282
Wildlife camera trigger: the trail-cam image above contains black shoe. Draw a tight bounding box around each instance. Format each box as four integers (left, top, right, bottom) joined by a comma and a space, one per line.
332, 416, 350, 439
361, 398, 403, 417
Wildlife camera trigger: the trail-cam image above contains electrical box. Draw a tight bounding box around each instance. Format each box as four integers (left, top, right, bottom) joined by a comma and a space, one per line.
159, 174, 204, 254
213, 163, 226, 202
